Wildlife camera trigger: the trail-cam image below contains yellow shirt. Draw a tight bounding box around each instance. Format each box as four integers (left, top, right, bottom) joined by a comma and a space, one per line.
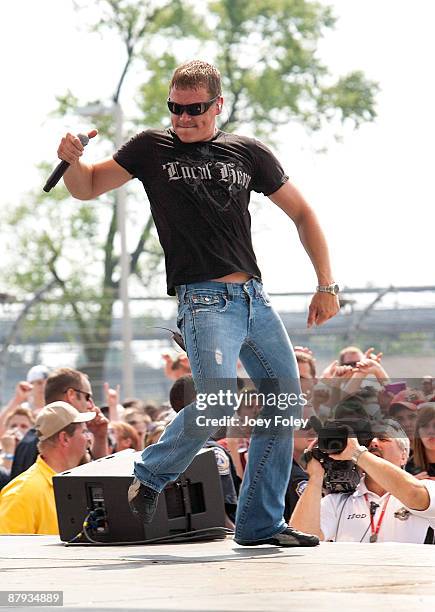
0, 456, 59, 535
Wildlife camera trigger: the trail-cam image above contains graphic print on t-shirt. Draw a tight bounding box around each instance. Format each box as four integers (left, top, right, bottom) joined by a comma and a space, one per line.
113, 129, 288, 293
162, 149, 252, 212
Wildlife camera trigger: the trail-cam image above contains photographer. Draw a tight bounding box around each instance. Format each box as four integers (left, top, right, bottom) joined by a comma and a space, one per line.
290, 420, 435, 543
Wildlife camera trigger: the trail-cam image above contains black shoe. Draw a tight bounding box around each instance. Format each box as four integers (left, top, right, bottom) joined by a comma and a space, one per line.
236, 526, 319, 547
128, 477, 159, 523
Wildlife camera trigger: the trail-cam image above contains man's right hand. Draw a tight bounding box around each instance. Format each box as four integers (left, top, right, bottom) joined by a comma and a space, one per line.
86, 405, 109, 439
59, 134, 132, 200
57, 129, 98, 165
305, 440, 325, 481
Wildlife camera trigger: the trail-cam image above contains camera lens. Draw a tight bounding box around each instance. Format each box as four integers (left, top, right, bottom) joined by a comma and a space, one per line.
326, 440, 344, 453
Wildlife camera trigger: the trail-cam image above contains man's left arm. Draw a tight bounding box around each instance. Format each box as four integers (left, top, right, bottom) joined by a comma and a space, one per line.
332, 438, 431, 511
268, 181, 340, 327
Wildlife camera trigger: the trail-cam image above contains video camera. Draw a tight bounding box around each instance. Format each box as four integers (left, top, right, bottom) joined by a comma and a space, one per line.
303, 417, 373, 494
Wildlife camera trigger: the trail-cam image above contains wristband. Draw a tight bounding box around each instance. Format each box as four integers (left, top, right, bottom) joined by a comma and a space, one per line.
351, 446, 368, 465
2, 452, 15, 461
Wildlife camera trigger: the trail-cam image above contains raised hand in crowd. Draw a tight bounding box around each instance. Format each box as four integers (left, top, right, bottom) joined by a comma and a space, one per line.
377, 387, 394, 415
320, 360, 354, 384
342, 353, 390, 396
85, 404, 109, 458
0, 428, 23, 472
318, 347, 391, 414
294, 346, 313, 356
162, 352, 191, 381
103, 381, 123, 421
10, 381, 33, 406
352, 347, 387, 377
364, 346, 383, 361
0, 381, 33, 436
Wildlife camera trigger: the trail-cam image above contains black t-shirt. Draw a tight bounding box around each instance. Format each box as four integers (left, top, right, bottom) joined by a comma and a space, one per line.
114, 129, 288, 295
406, 456, 435, 477
0, 466, 10, 490
10, 428, 38, 480
284, 460, 309, 522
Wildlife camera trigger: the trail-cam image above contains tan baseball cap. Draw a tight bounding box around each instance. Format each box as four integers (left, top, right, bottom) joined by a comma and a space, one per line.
35, 401, 96, 441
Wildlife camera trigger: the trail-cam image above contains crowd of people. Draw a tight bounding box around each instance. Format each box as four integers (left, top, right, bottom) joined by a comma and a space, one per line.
0, 345, 434, 542
2, 59, 432, 550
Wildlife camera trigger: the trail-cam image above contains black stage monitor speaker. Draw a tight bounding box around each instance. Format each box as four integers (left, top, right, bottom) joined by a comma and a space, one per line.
53, 448, 226, 543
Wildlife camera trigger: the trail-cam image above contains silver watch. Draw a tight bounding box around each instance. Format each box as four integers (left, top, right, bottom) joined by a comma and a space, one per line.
351, 446, 368, 465
316, 282, 340, 296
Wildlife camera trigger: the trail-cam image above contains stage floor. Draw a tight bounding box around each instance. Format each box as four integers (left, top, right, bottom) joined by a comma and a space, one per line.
1, 535, 434, 611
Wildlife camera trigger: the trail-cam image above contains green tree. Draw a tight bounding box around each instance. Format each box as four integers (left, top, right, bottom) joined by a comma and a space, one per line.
211, 0, 377, 134
0, 0, 378, 400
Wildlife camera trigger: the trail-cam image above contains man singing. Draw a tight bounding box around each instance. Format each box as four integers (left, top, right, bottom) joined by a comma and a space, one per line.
56, 60, 340, 547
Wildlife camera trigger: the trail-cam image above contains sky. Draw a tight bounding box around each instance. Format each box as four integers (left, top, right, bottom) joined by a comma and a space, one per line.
1, 0, 434, 302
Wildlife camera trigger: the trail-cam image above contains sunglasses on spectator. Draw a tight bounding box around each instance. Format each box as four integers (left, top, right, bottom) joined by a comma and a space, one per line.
64, 387, 94, 402
167, 95, 219, 116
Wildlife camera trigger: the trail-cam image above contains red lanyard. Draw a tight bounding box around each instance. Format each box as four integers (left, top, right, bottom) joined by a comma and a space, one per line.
364, 493, 391, 542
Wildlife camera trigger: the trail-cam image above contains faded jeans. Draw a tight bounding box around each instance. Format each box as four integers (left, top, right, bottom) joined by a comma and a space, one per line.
134, 279, 302, 542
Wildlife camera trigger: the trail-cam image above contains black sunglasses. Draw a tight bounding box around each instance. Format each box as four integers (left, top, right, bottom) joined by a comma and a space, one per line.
64, 387, 94, 402
167, 95, 219, 116
343, 361, 358, 368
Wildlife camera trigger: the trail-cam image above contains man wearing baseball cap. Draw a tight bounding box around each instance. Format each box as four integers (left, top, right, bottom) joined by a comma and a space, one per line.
9, 367, 109, 480
0, 402, 95, 534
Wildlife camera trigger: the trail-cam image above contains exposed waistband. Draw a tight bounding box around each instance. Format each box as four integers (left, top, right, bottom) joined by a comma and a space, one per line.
175, 277, 264, 302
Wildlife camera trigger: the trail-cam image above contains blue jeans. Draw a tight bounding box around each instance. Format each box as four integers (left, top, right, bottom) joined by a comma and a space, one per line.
134, 279, 302, 543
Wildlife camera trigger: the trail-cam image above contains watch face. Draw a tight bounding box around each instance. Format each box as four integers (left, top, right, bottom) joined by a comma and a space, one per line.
317, 283, 339, 294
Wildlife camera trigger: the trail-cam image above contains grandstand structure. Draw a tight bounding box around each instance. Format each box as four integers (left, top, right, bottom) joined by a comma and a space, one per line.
1, 286, 434, 403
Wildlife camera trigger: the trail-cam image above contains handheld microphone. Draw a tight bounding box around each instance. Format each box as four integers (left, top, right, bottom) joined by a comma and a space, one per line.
43, 133, 90, 193
153, 327, 186, 351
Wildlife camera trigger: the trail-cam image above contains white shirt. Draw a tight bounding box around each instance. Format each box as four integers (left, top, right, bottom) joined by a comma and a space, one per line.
321, 477, 435, 543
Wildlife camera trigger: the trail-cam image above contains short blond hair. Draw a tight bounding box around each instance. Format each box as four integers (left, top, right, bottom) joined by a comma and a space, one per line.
5, 406, 35, 427
339, 346, 363, 365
